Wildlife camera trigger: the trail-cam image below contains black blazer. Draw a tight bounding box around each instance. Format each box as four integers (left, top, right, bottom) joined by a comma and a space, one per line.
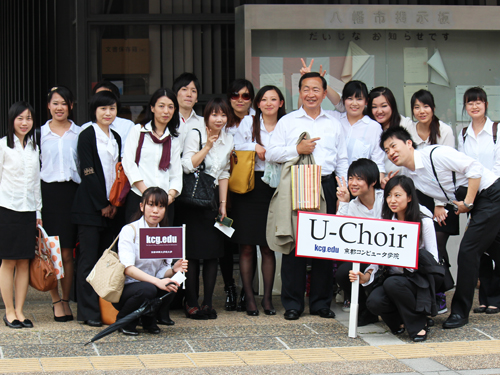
72, 125, 121, 227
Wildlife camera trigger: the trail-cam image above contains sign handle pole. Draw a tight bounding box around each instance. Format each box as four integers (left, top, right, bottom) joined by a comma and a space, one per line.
348, 262, 360, 338
182, 224, 186, 290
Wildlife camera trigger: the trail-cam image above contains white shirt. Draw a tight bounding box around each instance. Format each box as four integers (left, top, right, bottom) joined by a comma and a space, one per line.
82, 116, 135, 156
337, 189, 384, 218
0, 136, 42, 219
118, 218, 172, 285
399, 146, 497, 203
178, 110, 204, 150
363, 208, 439, 285
406, 120, 455, 149
233, 115, 275, 172
40, 120, 81, 184
385, 116, 414, 175
328, 112, 385, 173
123, 122, 183, 197
92, 123, 119, 199
266, 106, 349, 179
182, 128, 233, 183
458, 117, 500, 177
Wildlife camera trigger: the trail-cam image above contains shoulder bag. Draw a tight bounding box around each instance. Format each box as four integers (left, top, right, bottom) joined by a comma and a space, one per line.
29, 229, 58, 292
177, 129, 217, 209
228, 149, 255, 194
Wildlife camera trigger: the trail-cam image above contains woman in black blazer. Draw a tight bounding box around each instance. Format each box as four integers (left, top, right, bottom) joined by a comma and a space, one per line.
72, 91, 122, 327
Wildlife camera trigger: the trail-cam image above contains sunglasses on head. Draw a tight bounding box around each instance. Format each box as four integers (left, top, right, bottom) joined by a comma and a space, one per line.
230, 92, 252, 101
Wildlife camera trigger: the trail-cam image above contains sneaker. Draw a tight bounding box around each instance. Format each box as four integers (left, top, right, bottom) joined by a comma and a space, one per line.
436, 292, 447, 314
336, 290, 344, 304
342, 300, 350, 312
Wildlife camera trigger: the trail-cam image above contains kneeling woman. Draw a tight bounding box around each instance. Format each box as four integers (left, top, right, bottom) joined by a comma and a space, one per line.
114, 187, 188, 336
350, 175, 442, 342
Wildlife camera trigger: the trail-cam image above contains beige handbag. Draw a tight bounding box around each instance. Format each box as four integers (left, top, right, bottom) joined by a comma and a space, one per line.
86, 226, 134, 303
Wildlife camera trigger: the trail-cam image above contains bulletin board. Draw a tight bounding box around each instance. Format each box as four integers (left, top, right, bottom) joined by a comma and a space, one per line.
236, 5, 500, 138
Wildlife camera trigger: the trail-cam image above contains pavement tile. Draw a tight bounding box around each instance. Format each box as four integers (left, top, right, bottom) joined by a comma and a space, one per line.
400, 358, 450, 372
433, 354, 500, 371
188, 352, 246, 367
0, 331, 40, 345
469, 322, 500, 339
205, 364, 315, 374
305, 359, 414, 374
188, 336, 285, 352
95, 339, 193, 356
278, 334, 366, 349
217, 323, 312, 337
302, 321, 355, 335
139, 353, 195, 368
1, 343, 96, 358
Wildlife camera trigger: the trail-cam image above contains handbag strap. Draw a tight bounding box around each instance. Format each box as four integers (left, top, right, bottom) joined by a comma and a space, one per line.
462, 121, 498, 144
192, 128, 207, 172
107, 224, 136, 253
429, 146, 456, 203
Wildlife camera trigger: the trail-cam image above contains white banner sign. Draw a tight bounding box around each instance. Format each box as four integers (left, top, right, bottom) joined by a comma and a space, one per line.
296, 212, 420, 269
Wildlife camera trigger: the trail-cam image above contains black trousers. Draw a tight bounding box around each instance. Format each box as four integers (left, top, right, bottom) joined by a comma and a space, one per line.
478, 253, 500, 308
366, 275, 425, 338
336, 262, 370, 305
113, 281, 175, 329
76, 224, 114, 322
451, 179, 500, 318
280, 173, 337, 313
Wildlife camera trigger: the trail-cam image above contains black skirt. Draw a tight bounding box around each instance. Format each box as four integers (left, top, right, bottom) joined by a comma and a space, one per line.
416, 190, 459, 236
0, 207, 36, 259
174, 188, 224, 259
231, 171, 275, 246
41, 181, 79, 248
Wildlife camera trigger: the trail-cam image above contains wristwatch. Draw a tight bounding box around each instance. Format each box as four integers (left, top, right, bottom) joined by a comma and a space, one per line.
463, 201, 474, 210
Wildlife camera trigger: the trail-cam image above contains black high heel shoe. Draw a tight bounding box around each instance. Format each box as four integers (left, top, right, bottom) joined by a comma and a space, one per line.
61, 299, 74, 321
236, 290, 246, 312
261, 300, 276, 316
3, 315, 22, 329
224, 283, 237, 311
52, 300, 68, 322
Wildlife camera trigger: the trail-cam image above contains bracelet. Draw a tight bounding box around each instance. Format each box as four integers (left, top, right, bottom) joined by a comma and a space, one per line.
220, 200, 226, 204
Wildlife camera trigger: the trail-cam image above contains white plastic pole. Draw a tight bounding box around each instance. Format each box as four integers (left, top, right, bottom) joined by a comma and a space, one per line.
182, 224, 186, 290
348, 262, 360, 338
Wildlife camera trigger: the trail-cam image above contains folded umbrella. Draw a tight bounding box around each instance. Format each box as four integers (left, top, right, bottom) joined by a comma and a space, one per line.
84, 282, 176, 345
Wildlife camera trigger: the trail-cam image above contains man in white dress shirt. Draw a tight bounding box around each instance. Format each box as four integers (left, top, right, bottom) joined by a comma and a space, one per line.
381, 126, 500, 329
267, 72, 349, 320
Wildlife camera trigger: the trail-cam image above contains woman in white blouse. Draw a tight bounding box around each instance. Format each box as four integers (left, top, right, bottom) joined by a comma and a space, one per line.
72, 91, 121, 327
350, 175, 442, 342
122, 88, 182, 222
328, 81, 386, 181
459, 87, 500, 315
231, 85, 286, 316
406, 89, 456, 313
114, 187, 187, 336
176, 98, 233, 320
0, 102, 42, 329
40, 86, 81, 322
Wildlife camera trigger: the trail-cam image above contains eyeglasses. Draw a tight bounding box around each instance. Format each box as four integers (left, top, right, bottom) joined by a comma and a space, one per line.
230, 92, 252, 101
466, 100, 485, 108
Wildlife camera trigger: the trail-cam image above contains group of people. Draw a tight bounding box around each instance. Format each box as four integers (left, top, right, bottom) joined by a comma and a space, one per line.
0, 63, 498, 342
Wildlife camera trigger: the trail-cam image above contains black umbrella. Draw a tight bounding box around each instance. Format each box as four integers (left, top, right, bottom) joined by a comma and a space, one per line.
84, 282, 177, 345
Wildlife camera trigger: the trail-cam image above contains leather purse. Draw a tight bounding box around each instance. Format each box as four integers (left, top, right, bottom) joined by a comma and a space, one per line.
29, 229, 58, 292
177, 129, 217, 209
86, 234, 125, 303
228, 150, 255, 194
109, 161, 130, 207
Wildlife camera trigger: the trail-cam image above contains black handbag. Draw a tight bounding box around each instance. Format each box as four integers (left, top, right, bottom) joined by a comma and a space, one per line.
177, 129, 217, 209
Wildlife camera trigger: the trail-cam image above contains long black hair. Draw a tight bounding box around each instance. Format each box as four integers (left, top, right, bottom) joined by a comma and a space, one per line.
7, 101, 36, 150
130, 187, 169, 227
252, 85, 286, 146
382, 175, 421, 224
142, 88, 180, 138
342, 80, 369, 116
411, 89, 441, 144
368, 87, 401, 129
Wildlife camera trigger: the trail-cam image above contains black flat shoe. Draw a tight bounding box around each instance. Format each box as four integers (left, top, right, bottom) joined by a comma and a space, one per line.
201, 305, 218, 319
3, 315, 22, 329
85, 320, 102, 327
246, 309, 259, 316
486, 307, 499, 314
413, 330, 428, 342
261, 301, 276, 316
157, 318, 175, 326
474, 306, 487, 313
284, 309, 300, 320
21, 319, 34, 328
184, 303, 208, 320
119, 327, 139, 336
311, 308, 336, 319
143, 324, 161, 334
52, 300, 68, 323
391, 327, 405, 335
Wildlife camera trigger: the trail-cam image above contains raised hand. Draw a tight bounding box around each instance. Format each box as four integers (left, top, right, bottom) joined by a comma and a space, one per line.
336, 176, 350, 203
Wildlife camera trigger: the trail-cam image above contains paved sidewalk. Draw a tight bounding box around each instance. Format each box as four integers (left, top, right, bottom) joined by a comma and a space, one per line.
1, 283, 500, 374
